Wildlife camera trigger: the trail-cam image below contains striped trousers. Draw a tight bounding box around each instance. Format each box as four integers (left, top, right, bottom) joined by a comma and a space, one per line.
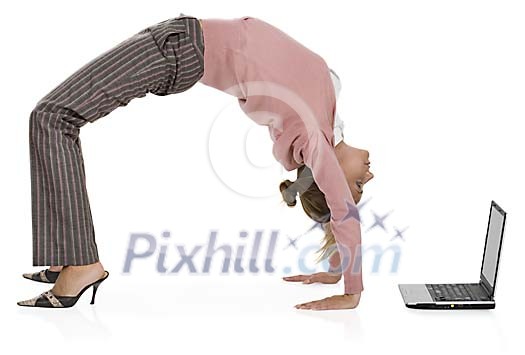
29, 13, 205, 266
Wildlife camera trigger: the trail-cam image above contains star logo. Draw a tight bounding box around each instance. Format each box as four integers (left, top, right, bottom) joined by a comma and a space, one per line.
284, 234, 300, 250
341, 199, 361, 223
390, 226, 409, 241
366, 210, 393, 232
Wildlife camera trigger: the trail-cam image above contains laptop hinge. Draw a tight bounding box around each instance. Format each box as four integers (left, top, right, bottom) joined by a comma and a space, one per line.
479, 280, 492, 299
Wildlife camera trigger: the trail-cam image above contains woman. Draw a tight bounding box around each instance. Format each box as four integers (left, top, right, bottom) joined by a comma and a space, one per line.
18, 13, 374, 310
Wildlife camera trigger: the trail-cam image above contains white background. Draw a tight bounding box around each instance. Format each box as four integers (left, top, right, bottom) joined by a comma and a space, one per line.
1, 0, 524, 353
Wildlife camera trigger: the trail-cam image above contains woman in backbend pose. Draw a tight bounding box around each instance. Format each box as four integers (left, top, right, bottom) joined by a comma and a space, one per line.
18, 13, 374, 310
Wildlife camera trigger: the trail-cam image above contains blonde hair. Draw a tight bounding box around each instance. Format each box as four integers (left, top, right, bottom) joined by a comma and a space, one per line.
279, 165, 337, 262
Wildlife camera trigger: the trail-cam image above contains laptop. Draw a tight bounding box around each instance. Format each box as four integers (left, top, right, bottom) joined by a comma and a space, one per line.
398, 200, 507, 309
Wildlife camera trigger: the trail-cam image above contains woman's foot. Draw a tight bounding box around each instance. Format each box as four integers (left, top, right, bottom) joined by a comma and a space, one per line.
22, 265, 64, 283
51, 262, 105, 297
17, 268, 109, 308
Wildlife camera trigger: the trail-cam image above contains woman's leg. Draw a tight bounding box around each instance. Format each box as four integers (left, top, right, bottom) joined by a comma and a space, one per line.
26, 14, 204, 295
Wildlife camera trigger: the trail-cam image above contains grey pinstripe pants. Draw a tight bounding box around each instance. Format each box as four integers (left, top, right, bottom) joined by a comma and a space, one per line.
29, 13, 205, 266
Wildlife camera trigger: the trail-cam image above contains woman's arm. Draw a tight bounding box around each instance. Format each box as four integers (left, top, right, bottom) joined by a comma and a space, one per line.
302, 132, 364, 294
328, 249, 342, 275
289, 130, 362, 310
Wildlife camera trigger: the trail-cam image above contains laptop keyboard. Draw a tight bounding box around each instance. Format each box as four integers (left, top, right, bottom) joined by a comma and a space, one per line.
426, 284, 476, 301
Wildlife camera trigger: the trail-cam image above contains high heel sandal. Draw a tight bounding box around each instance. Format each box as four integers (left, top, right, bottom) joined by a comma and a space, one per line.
22, 268, 61, 283
17, 271, 109, 308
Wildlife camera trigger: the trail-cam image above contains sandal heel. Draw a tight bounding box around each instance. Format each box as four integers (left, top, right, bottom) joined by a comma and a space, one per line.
90, 281, 102, 304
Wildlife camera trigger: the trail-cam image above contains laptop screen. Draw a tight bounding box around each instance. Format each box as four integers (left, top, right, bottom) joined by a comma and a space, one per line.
481, 203, 506, 288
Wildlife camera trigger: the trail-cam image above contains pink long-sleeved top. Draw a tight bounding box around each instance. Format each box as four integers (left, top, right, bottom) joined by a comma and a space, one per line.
198, 16, 363, 294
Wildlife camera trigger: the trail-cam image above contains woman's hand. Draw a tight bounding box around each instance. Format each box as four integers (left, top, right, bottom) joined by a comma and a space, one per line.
294, 293, 361, 310
282, 272, 341, 284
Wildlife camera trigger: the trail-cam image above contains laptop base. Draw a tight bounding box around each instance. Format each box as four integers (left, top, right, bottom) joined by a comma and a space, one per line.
398, 283, 495, 310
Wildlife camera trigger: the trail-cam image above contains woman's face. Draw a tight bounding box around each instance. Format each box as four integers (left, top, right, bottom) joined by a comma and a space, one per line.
336, 144, 374, 204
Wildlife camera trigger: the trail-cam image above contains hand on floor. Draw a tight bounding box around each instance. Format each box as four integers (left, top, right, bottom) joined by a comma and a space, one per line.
294, 293, 361, 310
282, 272, 341, 285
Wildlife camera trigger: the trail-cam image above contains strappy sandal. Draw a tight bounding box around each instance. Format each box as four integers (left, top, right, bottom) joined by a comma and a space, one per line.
17, 271, 109, 308
22, 269, 60, 283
